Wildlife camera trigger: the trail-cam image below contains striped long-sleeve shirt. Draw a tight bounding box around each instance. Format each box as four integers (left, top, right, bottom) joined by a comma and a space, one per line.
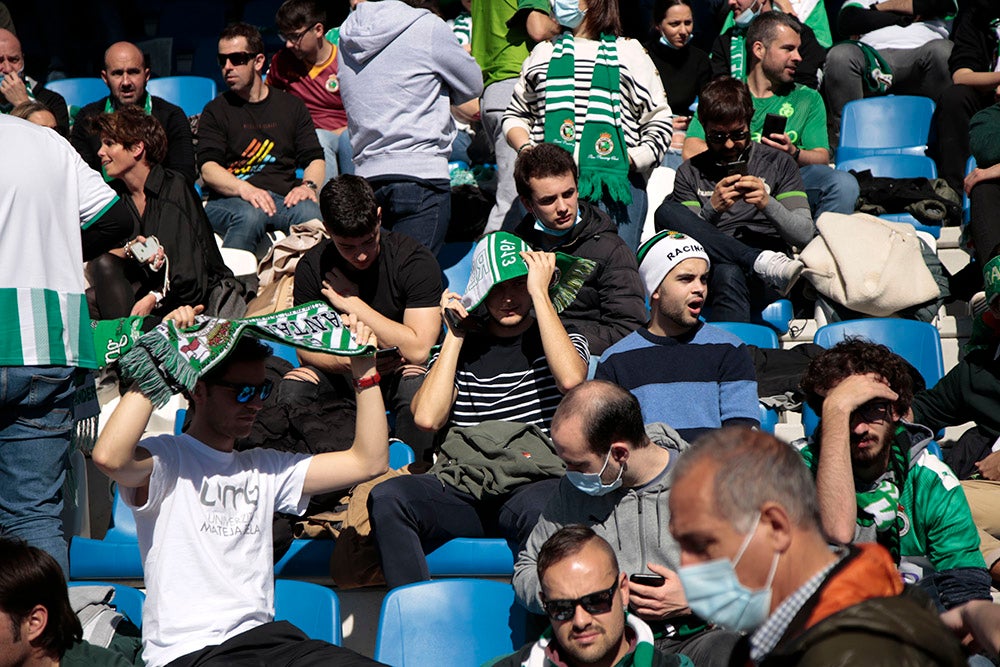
502, 36, 673, 174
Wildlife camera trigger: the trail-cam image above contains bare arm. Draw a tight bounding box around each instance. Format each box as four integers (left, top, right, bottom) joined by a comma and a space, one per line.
411, 291, 466, 431
953, 68, 1000, 89
681, 136, 707, 161
92, 386, 156, 492
873, 0, 913, 13
452, 98, 481, 124
522, 251, 587, 393
506, 126, 532, 152
761, 133, 831, 166
526, 10, 559, 42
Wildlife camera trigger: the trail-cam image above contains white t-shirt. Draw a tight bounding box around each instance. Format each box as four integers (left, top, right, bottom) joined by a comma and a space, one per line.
121, 434, 312, 667
0, 115, 118, 368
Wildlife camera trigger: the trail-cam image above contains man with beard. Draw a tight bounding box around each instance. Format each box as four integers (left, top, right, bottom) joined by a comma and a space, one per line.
796, 339, 991, 610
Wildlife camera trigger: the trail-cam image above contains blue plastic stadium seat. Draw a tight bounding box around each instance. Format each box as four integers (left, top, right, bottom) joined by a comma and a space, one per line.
836, 155, 938, 180
146, 76, 217, 117
269, 342, 301, 367
68, 581, 145, 628
837, 96, 935, 162
964, 156, 976, 225
374, 579, 526, 667
389, 440, 415, 469
756, 299, 794, 335
438, 241, 476, 292
877, 213, 941, 239
274, 579, 341, 645
711, 321, 780, 349
426, 538, 514, 576
43, 77, 108, 113
69, 489, 144, 580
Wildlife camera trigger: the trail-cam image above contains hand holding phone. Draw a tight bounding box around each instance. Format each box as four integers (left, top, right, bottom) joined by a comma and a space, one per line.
128, 236, 163, 264
761, 113, 787, 141
629, 573, 666, 587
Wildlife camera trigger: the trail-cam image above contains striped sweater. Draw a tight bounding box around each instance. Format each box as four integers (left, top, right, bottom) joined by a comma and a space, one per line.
502, 36, 673, 174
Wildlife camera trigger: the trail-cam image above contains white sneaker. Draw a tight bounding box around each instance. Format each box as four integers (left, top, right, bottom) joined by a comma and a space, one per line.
754, 250, 803, 296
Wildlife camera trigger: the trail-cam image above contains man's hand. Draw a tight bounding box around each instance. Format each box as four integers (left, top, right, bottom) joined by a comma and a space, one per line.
346, 313, 378, 378
321, 268, 359, 312
283, 183, 318, 208
975, 451, 1000, 481
821, 373, 899, 425
760, 133, 795, 156
130, 293, 158, 317
0, 70, 30, 106
736, 175, 770, 210
521, 251, 557, 302
628, 563, 691, 621
710, 174, 744, 213
237, 182, 277, 216
441, 289, 469, 339
163, 304, 205, 328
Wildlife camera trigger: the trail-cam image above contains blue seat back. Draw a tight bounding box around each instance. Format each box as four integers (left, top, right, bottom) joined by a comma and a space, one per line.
837, 96, 935, 162
711, 322, 780, 349
374, 579, 526, 667
813, 319, 944, 389
438, 242, 476, 292
269, 342, 301, 367
389, 440, 415, 469
68, 581, 145, 628
44, 77, 107, 111
105, 487, 138, 543
274, 579, 342, 645
836, 154, 938, 179
146, 76, 217, 117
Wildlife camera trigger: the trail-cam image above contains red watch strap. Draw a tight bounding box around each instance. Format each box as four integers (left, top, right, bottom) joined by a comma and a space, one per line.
353, 371, 381, 390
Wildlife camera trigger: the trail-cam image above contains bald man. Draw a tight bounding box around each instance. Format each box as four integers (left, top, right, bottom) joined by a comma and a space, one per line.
0, 29, 69, 135
70, 41, 195, 182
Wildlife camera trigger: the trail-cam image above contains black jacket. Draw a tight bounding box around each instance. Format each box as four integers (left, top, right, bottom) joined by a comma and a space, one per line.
711, 21, 827, 90
72, 93, 196, 183
513, 201, 647, 356
0, 84, 69, 136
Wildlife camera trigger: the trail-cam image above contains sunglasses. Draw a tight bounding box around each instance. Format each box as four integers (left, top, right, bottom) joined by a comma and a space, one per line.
212, 379, 274, 404
541, 579, 619, 621
853, 399, 893, 424
706, 129, 750, 144
217, 52, 258, 67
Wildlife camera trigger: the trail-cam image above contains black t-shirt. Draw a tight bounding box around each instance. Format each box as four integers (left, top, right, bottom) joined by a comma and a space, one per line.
196, 88, 323, 197
293, 229, 442, 321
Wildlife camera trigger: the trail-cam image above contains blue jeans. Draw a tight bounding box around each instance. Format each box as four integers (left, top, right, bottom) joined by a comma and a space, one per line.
0, 365, 75, 577
206, 192, 322, 255
338, 128, 355, 176
315, 129, 342, 186
371, 179, 450, 255
800, 164, 859, 217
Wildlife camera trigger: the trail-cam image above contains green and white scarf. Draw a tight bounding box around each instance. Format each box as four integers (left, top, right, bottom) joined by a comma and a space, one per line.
844, 40, 893, 94
544, 33, 632, 208
460, 232, 596, 313
855, 425, 909, 563
521, 612, 656, 667
101, 302, 373, 408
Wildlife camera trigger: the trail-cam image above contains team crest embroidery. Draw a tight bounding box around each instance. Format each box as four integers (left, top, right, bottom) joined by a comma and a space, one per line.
595, 132, 614, 156
325, 75, 339, 93
779, 102, 794, 118
560, 119, 574, 142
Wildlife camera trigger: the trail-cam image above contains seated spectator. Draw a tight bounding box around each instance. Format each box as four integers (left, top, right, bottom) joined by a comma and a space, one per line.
646, 0, 713, 169
669, 427, 967, 665
596, 231, 760, 439
513, 383, 739, 666
71, 42, 195, 183
824, 0, 953, 148
199, 23, 324, 255
656, 76, 811, 322
710, 0, 827, 89
292, 174, 442, 459
0, 538, 133, 666
92, 310, 386, 667
85, 106, 236, 319
964, 96, 1000, 270
0, 29, 68, 135
685, 13, 859, 217
932, 0, 1000, 195
494, 526, 692, 667
798, 339, 992, 610
10, 99, 58, 131
368, 233, 590, 588
512, 143, 646, 356
338, 0, 482, 254
269, 0, 349, 185
503, 0, 672, 251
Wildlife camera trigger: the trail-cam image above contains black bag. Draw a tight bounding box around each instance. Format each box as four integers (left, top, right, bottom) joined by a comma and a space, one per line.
852, 170, 962, 226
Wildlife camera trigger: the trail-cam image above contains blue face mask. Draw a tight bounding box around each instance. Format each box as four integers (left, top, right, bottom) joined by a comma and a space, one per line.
565, 449, 624, 496
734, 1, 761, 29
659, 34, 693, 50
553, 0, 587, 30
533, 209, 581, 237
677, 513, 780, 633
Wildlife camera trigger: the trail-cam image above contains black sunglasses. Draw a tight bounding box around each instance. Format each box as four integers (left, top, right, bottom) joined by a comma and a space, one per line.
853, 399, 893, 424
211, 379, 274, 404
217, 51, 258, 67
541, 579, 619, 621
706, 129, 750, 144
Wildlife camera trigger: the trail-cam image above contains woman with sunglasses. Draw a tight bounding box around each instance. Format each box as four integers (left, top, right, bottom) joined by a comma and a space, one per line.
86, 105, 238, 320
503, 0, 672, 251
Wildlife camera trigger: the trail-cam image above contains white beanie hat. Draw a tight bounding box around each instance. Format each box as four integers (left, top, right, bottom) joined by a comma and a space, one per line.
636, 230, 711, 298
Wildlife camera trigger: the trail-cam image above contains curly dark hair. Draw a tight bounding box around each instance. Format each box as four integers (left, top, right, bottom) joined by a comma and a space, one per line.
799, 338, 917, 415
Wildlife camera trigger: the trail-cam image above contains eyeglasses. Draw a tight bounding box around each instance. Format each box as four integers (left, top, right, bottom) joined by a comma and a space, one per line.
211, 379, 274, 404
853, 399, 893, 424
280, 24, 316, 45
706, 129, 751, 144
217, 52, 258, 67
541, 579, 619, 621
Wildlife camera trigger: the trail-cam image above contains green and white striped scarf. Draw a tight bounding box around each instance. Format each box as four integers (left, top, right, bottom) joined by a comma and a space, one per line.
855, 425, 910, 563
543, 33, 632, 208
99, 302, 373, 408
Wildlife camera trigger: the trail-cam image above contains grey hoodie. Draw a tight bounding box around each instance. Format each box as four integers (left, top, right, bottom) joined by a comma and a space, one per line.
337, 0, 483, 181
513, 422, 689, 614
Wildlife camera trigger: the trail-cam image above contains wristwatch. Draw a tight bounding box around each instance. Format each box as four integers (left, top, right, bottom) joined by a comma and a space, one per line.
353, 371, 381, 391
301, 179, 318, 191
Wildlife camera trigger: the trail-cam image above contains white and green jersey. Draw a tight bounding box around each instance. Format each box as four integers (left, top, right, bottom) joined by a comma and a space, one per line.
0, 116, 119, 369
840, 0, 953, 50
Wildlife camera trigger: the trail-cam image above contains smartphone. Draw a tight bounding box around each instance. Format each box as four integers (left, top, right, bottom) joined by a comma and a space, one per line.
761, 113, 787, 140
375, 346, 401, 360
128, 237, 162, 263
724, 159, 748, 177
629, 573, 666, 587
444, 308, 464, 334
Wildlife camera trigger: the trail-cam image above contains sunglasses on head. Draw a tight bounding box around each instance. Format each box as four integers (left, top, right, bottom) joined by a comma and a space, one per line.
212, 379, 274, 404
706, 129, 750, 144
541, 579, 619, 621
217, 51, 257, 67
